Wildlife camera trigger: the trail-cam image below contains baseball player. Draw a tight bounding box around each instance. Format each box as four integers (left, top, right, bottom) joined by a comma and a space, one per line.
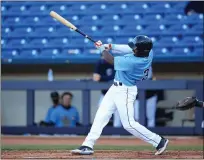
71, 35, 169, 155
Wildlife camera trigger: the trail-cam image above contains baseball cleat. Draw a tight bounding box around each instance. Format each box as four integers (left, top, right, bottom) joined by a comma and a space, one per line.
71, 146, 94, 155
155, 137, 169, 155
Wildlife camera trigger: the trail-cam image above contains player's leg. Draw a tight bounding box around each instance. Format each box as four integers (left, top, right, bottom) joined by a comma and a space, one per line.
113, 109, 122, 127
146, 95, 157, 127
98, 94, 104, 107
134, 99, 139, 121
71, 85, 116, 154
114, 86, 168, 155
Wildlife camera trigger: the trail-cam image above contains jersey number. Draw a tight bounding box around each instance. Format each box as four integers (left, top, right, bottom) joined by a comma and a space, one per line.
142, 69, 149, 81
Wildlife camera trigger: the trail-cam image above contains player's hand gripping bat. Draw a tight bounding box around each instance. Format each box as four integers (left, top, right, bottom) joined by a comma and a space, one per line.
50, 11, 97, 43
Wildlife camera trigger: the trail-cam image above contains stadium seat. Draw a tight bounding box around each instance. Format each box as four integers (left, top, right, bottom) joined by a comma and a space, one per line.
11, 27, 33, 38
194, 48, 204, 56
40, 49, 61, 57
172, 48, 193, 56
8, 5, 30, 15
1, 1, 203, 63
33, 27, 57, 37
7, 39, 28, 48
20, 49, 40, 57
167, 24, 190, 34
181, 36, 203, 46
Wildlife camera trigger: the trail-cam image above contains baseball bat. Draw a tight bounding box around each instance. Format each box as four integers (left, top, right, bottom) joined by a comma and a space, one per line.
50, 11, 96, 43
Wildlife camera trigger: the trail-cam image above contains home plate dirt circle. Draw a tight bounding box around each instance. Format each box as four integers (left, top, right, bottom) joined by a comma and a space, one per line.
1, 136, 203, 159
2, 150, 203, 159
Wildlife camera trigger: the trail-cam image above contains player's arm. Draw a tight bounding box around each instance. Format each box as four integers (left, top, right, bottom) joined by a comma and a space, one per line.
95, 40, 132, 55
100, 47, 133, 71
107, 44, 132, 54
101, 50, 114, 65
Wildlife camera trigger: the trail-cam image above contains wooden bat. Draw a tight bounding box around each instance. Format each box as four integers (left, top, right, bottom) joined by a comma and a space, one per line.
50, 11, 96, 43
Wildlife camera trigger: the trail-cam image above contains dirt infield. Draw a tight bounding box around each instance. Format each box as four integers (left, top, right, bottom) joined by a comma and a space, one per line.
2, 136, 203, 159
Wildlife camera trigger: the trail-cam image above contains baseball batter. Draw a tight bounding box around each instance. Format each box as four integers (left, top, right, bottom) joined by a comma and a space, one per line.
71, 35, 169, 155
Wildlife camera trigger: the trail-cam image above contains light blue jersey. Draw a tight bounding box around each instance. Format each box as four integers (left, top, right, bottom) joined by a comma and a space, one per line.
113, 47, 153, 86
50, 105, 79, 127
44, 105, 60, 123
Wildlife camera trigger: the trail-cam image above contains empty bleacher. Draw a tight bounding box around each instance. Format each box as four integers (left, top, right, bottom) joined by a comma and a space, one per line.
1, 1, 203, 63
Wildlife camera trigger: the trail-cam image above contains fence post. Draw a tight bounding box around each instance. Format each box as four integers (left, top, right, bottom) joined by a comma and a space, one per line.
26, 90, 35, 126
82, 90, 91, 126
139, 90, 146, 126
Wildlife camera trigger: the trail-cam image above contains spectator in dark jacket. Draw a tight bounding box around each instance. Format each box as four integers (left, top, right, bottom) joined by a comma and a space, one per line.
184, 1, 204, 15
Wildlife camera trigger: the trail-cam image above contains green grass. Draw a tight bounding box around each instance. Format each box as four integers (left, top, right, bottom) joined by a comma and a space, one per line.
2, 145, 203, 151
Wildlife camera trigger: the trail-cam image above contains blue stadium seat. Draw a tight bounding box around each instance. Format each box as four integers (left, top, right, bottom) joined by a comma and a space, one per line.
172, 48, 193, 56
40, 49, 61, 57
87, 4, 112, 14
33, 27, 57, 37
108, 3, 135, 14
123, 25, 146, 36
24, 16, 43, 26
1, 39, 7, 49
158, 37, 180, 47
148, 3, 179, 13
48, 4, 69, 14
20, 49, 40, 57
101, 15, 124, 25
80, 15, 103, 25
10, 27, 33, 38
145, 24, 167, 35
101, 26, 122, 36
182, 36, 203, 46
68, 4, 90, 14
1, 1, 203, 63
174, 2, 188, 9
47, 38, 71, 48
8, 5, 30, 15
181, 14, 203, 24
191, 24, 203, 32
7, 38, 28, 48
194, 48, 203, 56
40, 17, 60, 25
3, 17, 25, 26
1, 49, 21, 58
29, 38, 49, 48
167, 24, 190, 34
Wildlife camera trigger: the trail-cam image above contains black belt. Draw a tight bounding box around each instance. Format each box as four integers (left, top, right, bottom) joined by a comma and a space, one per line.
113, 82, 123, 86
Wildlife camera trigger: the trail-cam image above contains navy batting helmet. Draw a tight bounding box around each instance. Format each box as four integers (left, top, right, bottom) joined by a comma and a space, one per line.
128, 35, 153, 57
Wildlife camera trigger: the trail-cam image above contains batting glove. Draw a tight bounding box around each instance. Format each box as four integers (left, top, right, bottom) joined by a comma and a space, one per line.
94, 40, 113, 50
94, 40, 103, 49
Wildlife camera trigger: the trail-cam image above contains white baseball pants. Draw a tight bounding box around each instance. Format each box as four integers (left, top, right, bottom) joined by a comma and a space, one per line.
82, 83, 161, 148
113, 95, 158, 127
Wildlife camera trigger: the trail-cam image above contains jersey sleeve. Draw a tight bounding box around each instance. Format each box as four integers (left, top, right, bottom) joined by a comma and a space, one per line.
114, 56, 133, 71
112, 44, 132, 55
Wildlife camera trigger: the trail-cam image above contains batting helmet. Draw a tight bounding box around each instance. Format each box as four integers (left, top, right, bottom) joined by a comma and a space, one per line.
128, 35, 153, 57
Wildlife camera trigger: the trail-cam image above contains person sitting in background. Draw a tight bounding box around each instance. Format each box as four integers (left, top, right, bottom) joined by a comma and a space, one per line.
49, 92, 80, 127
184, 1, 204, 15
39, 91, 60, 126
